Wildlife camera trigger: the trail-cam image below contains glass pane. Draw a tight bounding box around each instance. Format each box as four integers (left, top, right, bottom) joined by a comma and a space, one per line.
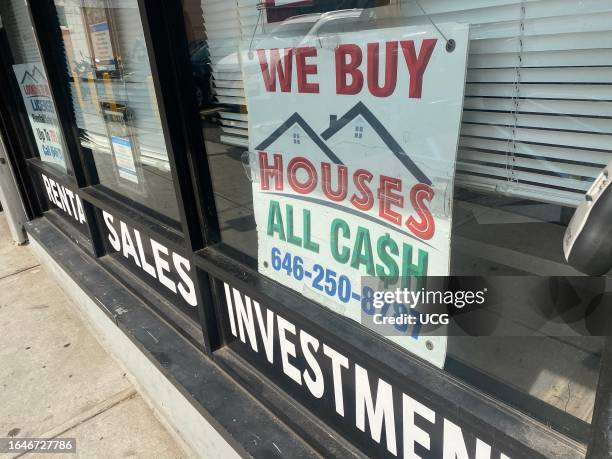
183, 0, 605, 437
54, 0, 181, 222
1, 0, 71, 174
449, 189, 603, 424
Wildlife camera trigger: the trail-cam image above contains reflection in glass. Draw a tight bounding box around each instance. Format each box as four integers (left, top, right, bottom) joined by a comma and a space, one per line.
56, 0, 180, 222
1, 0, 70, 174
184, 0, 607, 437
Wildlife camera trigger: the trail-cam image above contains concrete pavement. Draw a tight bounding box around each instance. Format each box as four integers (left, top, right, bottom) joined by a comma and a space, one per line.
0, 212, 187, 458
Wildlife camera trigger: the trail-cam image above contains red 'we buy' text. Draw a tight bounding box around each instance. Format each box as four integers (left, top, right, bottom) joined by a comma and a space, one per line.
256, 38, 437, 98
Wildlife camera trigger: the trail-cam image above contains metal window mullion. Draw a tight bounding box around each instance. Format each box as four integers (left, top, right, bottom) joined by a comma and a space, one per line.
137, 0, 222, 352
136, 0, 221, 252
26, 0, 105, 257
0, 27, 41, 219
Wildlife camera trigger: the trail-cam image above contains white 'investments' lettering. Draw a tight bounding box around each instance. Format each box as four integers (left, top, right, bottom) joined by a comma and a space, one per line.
223, 283, 511, 459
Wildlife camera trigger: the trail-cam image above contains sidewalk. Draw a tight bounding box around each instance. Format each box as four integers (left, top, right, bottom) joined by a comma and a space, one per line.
0, 213, 187, 458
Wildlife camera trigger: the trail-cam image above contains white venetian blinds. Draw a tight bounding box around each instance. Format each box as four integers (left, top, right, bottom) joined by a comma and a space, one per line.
199, 0, 612, 207
59, 0, 170, 170
201, 0, 258, 147
400, 0, 612, 207
0, 0, 42, 64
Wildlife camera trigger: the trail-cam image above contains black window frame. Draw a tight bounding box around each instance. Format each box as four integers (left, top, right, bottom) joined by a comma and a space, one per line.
4, 0, 609, 457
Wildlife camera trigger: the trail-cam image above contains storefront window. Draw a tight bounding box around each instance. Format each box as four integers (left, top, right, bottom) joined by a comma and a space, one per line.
185, 0, 608, 439
1, 0, 71, 175
53, 0, 181, 223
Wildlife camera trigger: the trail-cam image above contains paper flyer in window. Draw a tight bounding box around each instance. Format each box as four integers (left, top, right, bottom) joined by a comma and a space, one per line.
241, 22, 469, 368
111, 135, 139, 184
13, 63, 67, 172
89, 21, 116, 72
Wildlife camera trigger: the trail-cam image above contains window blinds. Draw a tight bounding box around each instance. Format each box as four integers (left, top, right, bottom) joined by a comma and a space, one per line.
0, 0, 42, 63
201, 0, 258, 147
200, 0, 611, 207
399, 0, 612, 207
58, 0, 170, 170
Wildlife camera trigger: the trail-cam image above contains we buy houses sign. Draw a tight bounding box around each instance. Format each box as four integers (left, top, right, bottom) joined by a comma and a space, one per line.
241, 23, 469, 367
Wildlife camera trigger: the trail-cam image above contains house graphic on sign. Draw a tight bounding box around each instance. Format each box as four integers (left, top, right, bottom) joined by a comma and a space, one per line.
321, 101, 431, 185
254, 101, 431, 185
255, 112, 342, 165
19, 65, 47, 85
